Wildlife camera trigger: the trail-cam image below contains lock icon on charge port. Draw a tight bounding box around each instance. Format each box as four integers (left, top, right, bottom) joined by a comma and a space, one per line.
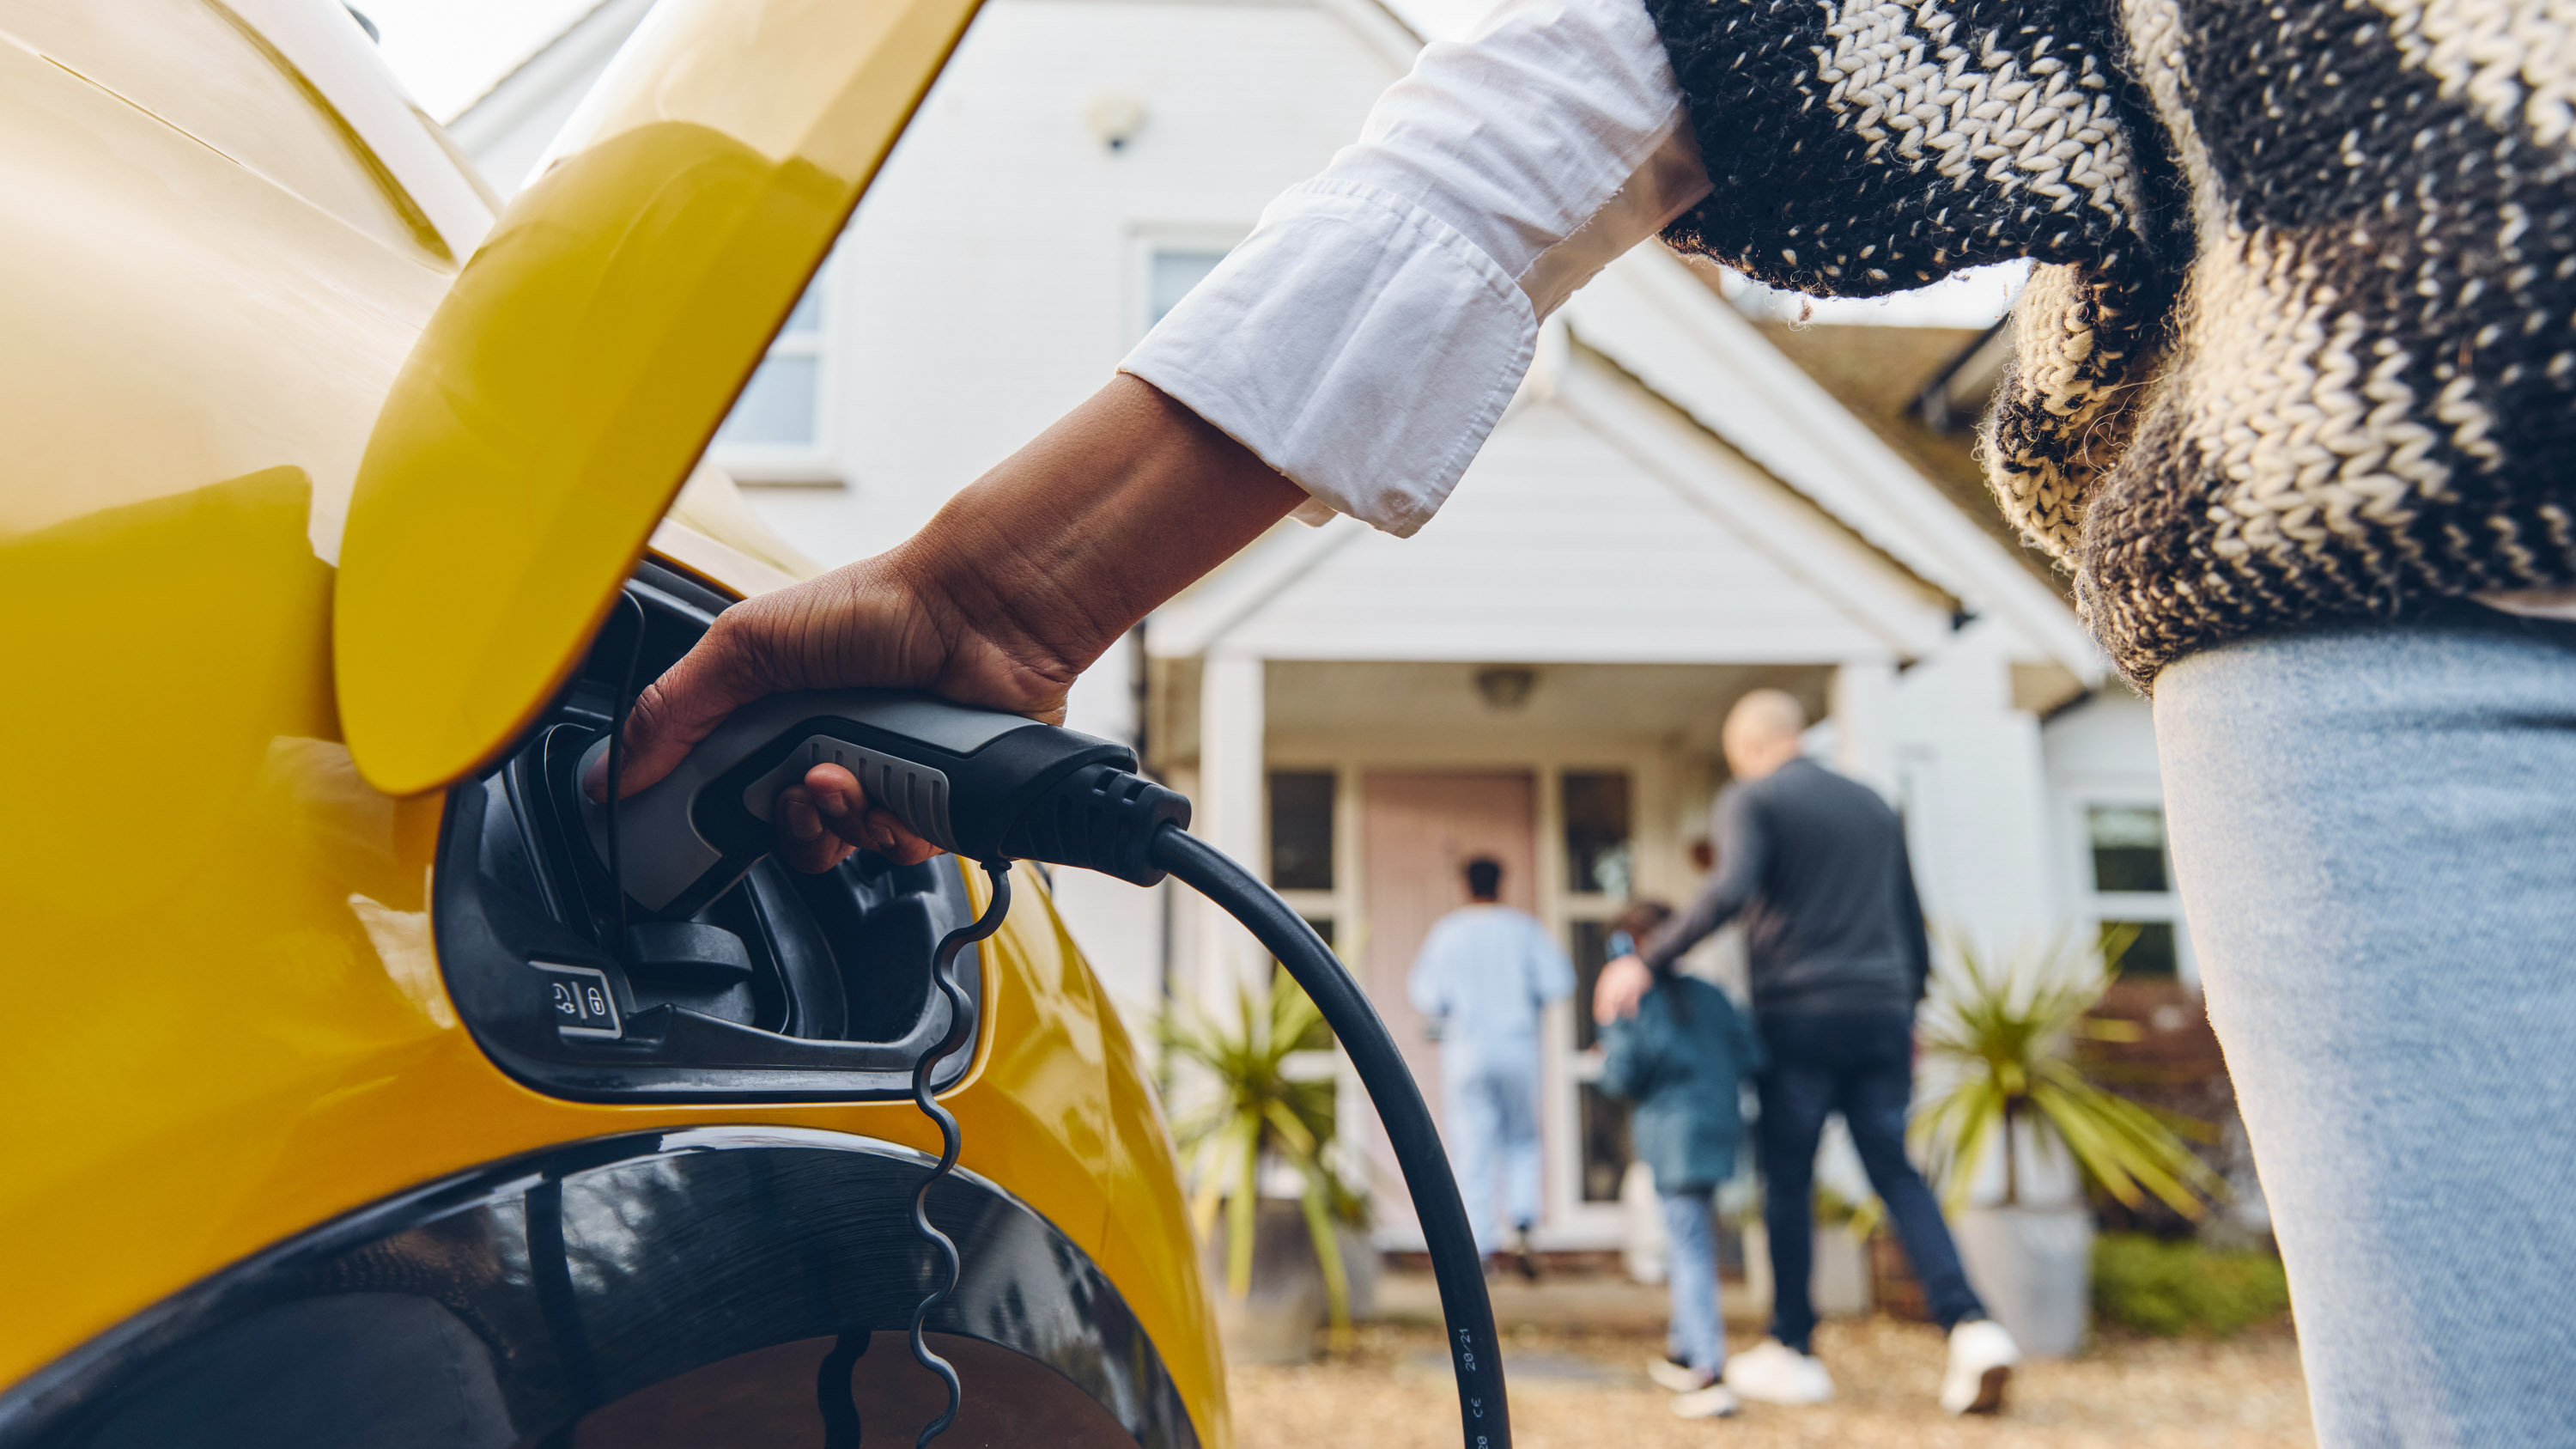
533, 961, 622, 1039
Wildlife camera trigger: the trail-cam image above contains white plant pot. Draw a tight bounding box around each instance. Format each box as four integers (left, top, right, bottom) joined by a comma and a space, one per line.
1953, 1204, 2093, 1359
1204, 1199, 1373, 1365
1741, 1221, 1874, 1318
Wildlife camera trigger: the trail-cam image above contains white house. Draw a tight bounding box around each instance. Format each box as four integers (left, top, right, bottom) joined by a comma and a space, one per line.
456, 0, 2196, 1251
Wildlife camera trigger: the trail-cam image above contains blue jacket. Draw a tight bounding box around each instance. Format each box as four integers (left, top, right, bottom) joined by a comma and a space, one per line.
1406, 905, 1574, 1047
1597, 977, 1764, 1194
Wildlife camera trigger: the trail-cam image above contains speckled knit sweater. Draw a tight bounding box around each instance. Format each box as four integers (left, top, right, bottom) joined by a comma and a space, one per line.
1641, 0, 2576, 684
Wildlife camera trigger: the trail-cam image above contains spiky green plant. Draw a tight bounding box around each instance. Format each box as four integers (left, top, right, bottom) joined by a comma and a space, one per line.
1911, 931, 2222, 1218
1157, 973, 1366, 1348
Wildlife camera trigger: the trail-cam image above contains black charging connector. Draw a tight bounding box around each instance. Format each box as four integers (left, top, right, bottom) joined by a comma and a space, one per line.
590, 694, 1512, 1449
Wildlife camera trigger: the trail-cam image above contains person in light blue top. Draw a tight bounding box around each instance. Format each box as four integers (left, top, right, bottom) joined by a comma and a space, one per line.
1407, 855, 1574, 1273
1595, 899, 1764, 1421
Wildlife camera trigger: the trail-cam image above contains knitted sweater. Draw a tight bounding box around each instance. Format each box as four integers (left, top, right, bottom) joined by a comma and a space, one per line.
1643, 0, 2576, 682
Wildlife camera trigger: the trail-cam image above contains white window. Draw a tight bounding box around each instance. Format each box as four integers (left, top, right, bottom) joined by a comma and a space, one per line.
2080, 802, 2191, 983
1146, 247, 1228, 328
711, 263, 832, 479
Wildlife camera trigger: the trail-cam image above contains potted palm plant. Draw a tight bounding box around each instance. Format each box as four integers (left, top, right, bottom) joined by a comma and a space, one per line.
1159, 973, 1369, 1362
1911, 930, 2221, 1356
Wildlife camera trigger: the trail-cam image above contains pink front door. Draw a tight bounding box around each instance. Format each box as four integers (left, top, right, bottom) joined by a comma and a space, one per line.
1357, 770, 1539, 1239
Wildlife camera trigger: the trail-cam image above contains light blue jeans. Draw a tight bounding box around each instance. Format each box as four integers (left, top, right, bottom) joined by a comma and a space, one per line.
1660, 1188, 1723, 1374
1442, 1037, 1544, 1255
2156, 604, 2576, 1448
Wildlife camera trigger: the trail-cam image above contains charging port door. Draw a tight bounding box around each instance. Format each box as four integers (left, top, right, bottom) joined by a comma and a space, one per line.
432, 563, 985, 1103
333, 0, 985, 800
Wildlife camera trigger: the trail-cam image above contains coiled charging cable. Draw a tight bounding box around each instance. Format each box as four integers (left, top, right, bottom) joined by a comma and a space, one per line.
906, 861, 1013, 1446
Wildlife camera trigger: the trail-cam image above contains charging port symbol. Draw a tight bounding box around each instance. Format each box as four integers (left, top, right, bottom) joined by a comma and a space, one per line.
531, 961, 623, 1039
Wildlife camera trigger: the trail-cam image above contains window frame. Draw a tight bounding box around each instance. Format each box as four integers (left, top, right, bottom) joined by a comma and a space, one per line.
1127, 226, 1250, 344
2067, 793, 2196, 987
708, 254, 840, 484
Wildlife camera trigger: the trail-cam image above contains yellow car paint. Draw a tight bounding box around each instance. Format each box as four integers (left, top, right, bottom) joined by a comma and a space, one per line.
336, 0, 981, 799
0, 1, 1224, 1442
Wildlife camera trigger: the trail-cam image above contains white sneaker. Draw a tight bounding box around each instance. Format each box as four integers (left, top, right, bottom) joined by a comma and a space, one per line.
1646, 1357, 1712, 1393
1722, 1339, 1833, 1405
1940, 1318, 2020, 1415
1671, 1384, 1742, 1420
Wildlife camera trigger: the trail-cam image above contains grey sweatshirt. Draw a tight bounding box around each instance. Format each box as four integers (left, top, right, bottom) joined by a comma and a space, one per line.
1642, 758, 1929, 1017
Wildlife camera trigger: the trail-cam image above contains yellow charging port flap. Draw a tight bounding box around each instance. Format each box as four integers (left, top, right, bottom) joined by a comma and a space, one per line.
333, 0, 981, 798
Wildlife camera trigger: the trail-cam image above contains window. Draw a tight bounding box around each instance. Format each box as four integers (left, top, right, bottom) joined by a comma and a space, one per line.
1562, 771, 1632, 898
1578, 1084, 1631, 1202
1267, 770, 1335, 892
713, 267, 829, 470
2085, 804, 2184, 980
1147, 248, 1228, 327
2087, 805, 2171, 893
2104, 921, 2179, 979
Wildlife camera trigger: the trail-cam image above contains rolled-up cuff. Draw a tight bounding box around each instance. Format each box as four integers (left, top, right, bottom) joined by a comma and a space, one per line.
1119, 179, 1537, 537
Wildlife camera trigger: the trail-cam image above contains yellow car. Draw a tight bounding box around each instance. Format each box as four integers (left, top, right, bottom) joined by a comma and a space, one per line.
0, 2, 1223, 1445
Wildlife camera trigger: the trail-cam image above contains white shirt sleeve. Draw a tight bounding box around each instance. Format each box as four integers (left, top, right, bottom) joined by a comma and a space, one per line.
1118, 0, 1709, 537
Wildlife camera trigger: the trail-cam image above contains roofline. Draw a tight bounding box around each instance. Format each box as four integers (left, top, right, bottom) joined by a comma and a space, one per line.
1561, 247, 2106, 683
1562, 333, 1959, 613
1148, 339, 1959, 664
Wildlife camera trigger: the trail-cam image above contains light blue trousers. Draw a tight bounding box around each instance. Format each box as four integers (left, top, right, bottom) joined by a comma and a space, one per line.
1442, 1038, 1544, 1255
1660, 1189, 1723, 1374
2157, 605, 2576, 1448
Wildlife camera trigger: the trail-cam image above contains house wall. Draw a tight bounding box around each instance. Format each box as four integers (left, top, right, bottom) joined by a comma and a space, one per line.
2042, 688, 2194, 985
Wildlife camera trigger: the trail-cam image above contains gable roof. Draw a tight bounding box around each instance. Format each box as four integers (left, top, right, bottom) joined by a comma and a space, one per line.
1558, 247, 2102, 680
1148, 339, 1959, 667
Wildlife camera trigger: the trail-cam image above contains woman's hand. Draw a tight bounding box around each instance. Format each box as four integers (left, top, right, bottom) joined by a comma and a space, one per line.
586, 374, 1308, 869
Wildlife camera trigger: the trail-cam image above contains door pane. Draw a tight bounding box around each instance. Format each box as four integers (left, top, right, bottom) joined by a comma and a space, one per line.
1570, 920, 1612, 1051
1578, 1083, 1630, 1203
1267, 770, 1335, 890
1562, 771, 1632, 898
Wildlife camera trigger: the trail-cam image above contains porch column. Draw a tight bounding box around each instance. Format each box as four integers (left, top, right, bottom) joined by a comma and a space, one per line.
1195, 646, 1267, 1001
1831, 659, 1899, 800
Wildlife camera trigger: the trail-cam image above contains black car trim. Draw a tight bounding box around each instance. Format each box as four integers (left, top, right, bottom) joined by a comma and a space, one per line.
0, 1128, 1201, 1449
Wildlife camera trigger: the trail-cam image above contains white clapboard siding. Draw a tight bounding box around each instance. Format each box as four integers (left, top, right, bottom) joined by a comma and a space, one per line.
1212, 378, 1949, 663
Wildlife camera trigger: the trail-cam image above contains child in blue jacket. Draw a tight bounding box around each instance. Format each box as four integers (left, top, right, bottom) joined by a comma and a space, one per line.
1596, 900, 1765, 1421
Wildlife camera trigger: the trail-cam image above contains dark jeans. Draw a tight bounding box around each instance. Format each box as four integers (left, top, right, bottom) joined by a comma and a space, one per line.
1755, 1008, 1984, 1353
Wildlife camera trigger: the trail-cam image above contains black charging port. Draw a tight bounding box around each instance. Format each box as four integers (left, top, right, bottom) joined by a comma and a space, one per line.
431, 561, 981, 1102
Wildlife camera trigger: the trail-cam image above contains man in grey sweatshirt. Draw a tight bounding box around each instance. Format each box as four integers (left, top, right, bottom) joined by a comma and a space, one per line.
1595, 690, 2016, 1414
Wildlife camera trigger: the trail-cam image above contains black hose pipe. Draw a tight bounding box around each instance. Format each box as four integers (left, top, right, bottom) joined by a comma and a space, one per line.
1150, 825, 1510, 1449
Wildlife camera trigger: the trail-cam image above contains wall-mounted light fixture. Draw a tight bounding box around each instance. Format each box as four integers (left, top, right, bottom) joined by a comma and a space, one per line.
1473, 666, 1538, 711
1084, 91, 1149, 151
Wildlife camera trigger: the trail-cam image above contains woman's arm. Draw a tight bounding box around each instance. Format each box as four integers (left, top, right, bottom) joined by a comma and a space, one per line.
598, 375, 1305, 868
608, 0, 1710, 866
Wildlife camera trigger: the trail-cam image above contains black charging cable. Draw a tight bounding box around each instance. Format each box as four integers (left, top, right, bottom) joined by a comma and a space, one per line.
603, 592, 648, 950
1148, 825, 1510, 1449
908, 859, 1014, 1446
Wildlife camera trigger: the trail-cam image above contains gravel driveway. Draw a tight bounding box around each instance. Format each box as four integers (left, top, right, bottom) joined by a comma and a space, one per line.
1227, 1311, 2312, 1449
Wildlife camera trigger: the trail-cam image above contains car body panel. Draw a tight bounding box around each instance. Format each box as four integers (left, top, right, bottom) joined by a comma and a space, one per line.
0, 1, 1224, 1441
335, 0, 982, 798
